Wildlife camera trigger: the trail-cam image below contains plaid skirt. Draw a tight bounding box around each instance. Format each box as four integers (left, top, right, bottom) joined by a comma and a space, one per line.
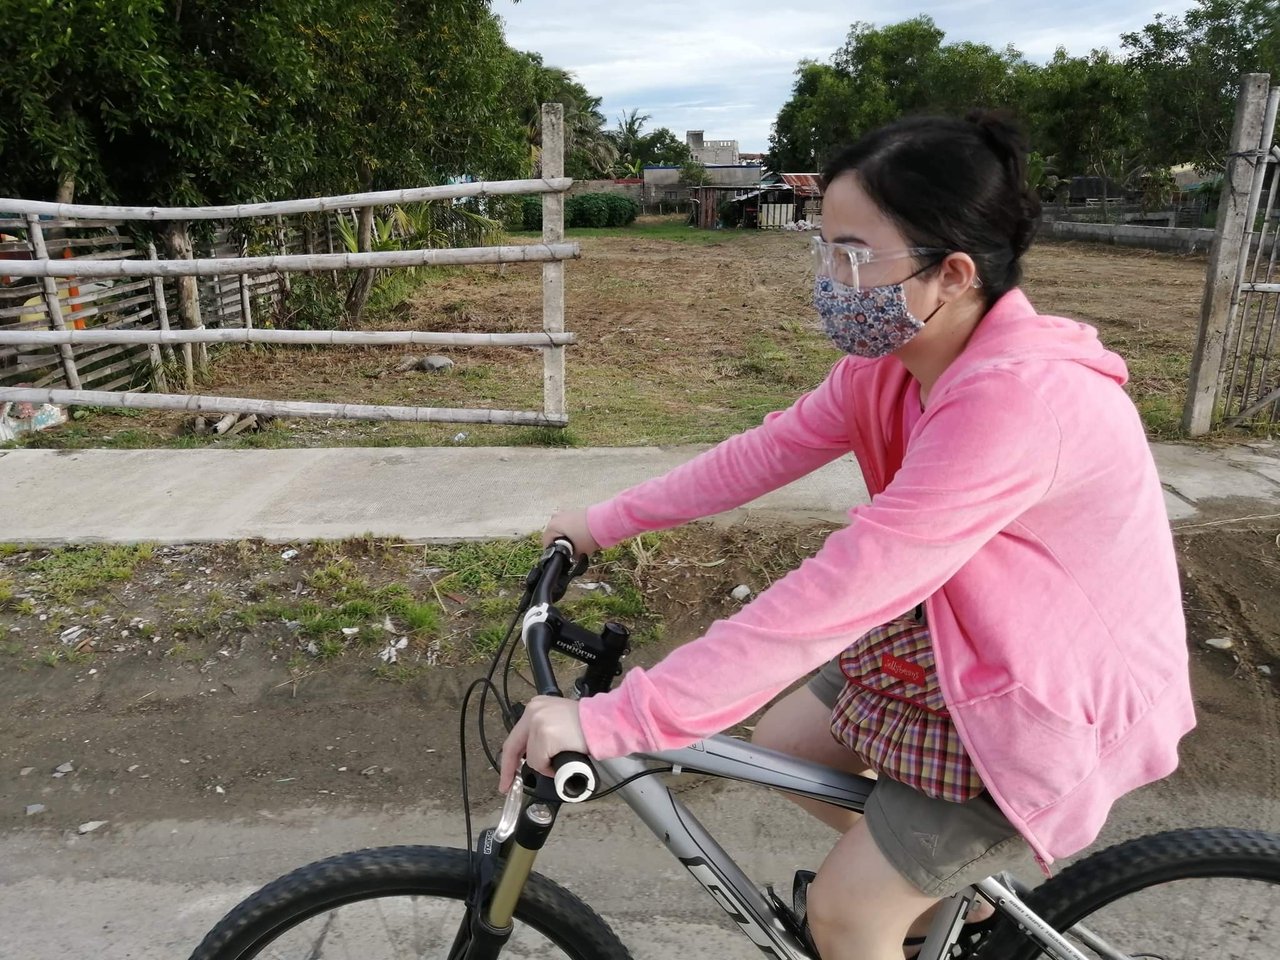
830, 612, 985, 803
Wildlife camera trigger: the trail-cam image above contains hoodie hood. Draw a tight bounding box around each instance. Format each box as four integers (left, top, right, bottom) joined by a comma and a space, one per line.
948, 288, 1130, 388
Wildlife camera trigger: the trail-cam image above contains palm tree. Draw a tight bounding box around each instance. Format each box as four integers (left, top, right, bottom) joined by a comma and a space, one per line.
517, 63, 618, 178
612, 108, 652, 165
568, 92, 619, 176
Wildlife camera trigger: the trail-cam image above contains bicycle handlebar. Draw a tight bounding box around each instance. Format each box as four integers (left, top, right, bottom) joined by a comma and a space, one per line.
521, 538, 598, 802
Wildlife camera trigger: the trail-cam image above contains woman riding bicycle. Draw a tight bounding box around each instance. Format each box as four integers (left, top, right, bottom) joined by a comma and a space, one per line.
500, 110, 1195, 960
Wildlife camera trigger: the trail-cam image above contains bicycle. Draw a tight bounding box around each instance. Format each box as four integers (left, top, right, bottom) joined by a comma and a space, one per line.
190, 538, 1280, 960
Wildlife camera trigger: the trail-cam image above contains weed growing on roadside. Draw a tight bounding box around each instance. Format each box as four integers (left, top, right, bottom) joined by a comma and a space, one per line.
24, 544, 156, 602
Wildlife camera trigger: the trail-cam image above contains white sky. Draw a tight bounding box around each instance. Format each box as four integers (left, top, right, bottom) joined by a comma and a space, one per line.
498, 1, 1198, 152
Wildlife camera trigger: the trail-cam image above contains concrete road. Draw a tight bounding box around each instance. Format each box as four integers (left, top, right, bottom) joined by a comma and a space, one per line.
2, 761, 1276, 960
1, 441, 1279, 544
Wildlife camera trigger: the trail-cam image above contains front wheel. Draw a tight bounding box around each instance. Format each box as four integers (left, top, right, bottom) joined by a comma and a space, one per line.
189, 845, 633, 960
975, 827, 1280, 960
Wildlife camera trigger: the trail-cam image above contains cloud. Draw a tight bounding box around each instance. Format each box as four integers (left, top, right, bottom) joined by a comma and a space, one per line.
498, 0, 1198, 152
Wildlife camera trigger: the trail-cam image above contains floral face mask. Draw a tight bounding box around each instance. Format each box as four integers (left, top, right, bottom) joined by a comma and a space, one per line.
812, 276, 929, 358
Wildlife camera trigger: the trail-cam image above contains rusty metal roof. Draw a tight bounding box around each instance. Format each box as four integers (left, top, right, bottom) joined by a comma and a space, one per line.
780, 173, 822, 197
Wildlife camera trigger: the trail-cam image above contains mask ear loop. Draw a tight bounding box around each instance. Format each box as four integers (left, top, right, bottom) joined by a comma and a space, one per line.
903, 252, 952, 324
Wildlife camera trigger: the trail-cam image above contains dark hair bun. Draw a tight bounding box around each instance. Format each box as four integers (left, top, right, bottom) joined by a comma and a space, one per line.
966, 109, 1041, 256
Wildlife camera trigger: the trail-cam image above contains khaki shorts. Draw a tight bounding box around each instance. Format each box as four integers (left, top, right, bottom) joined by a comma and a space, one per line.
809, 658, 1035, 897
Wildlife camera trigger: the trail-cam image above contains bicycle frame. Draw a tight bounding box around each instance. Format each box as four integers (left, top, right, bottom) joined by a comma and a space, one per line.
591, 735, 1115, 960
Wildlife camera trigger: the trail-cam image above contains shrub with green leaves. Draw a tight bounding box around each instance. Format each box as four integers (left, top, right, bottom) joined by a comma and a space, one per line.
601, 193, 640, 226
565, 194, 609, 228
278, 276, 346, 330
520, 195, 542, 231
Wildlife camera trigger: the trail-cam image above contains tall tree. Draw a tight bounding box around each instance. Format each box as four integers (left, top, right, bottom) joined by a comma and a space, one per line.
301, 0, 529, 319
767, 62, 857, 172
767, 18, 1026, 173
1122, 0, 1280, 170
0, 0, 320, 204
1023, 49, 1146, 214
501, 53, 618, 181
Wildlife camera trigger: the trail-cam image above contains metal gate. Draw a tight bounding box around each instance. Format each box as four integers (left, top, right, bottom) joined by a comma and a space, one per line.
1185, 74, 1280, 433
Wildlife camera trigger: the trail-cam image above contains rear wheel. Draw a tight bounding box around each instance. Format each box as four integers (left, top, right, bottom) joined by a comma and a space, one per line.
189, 845, 634, 960
974, 827, 1280, 960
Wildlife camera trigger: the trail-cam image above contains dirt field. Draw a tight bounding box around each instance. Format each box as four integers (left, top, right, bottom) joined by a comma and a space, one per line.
3, 519, 1277, 831
15, 221, 1208, 449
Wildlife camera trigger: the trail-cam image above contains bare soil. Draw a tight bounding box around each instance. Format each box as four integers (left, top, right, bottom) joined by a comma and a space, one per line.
3, 520, 1276, 833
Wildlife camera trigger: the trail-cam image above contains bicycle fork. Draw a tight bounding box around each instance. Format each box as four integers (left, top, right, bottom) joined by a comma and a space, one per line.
449, 770, 562, 960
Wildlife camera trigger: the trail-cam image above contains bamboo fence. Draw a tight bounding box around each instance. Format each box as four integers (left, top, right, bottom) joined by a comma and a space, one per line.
0, 108, 575, 428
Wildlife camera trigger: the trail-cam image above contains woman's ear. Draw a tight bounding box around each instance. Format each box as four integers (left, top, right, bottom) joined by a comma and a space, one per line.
935, 252, 978, 302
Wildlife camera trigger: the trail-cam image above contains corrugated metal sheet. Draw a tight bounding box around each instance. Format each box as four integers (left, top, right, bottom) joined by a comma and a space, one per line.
781, 173, 822, 197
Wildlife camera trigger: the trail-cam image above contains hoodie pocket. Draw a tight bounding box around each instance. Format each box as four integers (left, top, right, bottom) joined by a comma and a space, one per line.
957, 683, 1099, 816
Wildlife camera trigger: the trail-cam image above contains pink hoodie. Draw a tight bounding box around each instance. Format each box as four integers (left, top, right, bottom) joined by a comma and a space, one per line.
577, 289, 1195, 866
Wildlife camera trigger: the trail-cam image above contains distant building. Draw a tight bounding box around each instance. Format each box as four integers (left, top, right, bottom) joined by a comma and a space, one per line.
686, 130, 739, 166
642, 163, 763, 204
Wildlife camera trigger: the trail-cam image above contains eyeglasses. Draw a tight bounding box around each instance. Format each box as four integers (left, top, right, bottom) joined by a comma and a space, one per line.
809, 238, 949, 289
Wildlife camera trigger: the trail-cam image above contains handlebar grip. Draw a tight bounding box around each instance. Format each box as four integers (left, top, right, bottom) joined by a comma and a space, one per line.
552, 751, 596, 802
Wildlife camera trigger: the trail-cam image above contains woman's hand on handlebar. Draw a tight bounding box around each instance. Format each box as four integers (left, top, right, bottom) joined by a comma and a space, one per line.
499, 696, 589, 792
543, 509, 600, 557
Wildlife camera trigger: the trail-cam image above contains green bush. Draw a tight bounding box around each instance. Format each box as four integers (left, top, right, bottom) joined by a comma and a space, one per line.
279, 276, 345, 330
525, 192, 638, 230
601, 193, 639, 226
520, 195, 542, 231
493, 197, 526, 231
566, 194, 609, 228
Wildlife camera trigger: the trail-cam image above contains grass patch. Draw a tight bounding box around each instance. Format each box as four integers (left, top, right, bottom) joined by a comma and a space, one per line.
24, 544, 156, 602
427, 535, 664, 665
424, 537, 544, 594
314, 636, 346, 660
231, 557, 444, 665
505, 427, 582, 448
395, 599, 441, 634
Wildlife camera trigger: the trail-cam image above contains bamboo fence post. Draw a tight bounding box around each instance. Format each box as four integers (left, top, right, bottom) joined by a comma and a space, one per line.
1221, 86, 1280, 422
25, 215, 82, 390
239, 274, 253, 331
146, 242, 177, 367
156, 234, 194, 391
275, 215, 291, 295
326, 213, 339, 287
142, 241, 169, 391
1183, 73, 1272, 435
541, 103, 567, 422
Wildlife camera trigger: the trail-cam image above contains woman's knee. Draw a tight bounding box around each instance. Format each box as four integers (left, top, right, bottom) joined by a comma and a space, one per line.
806, 823, 936, 960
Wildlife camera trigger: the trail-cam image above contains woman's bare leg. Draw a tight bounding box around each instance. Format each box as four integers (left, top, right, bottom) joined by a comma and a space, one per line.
751, 685, 873, 832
